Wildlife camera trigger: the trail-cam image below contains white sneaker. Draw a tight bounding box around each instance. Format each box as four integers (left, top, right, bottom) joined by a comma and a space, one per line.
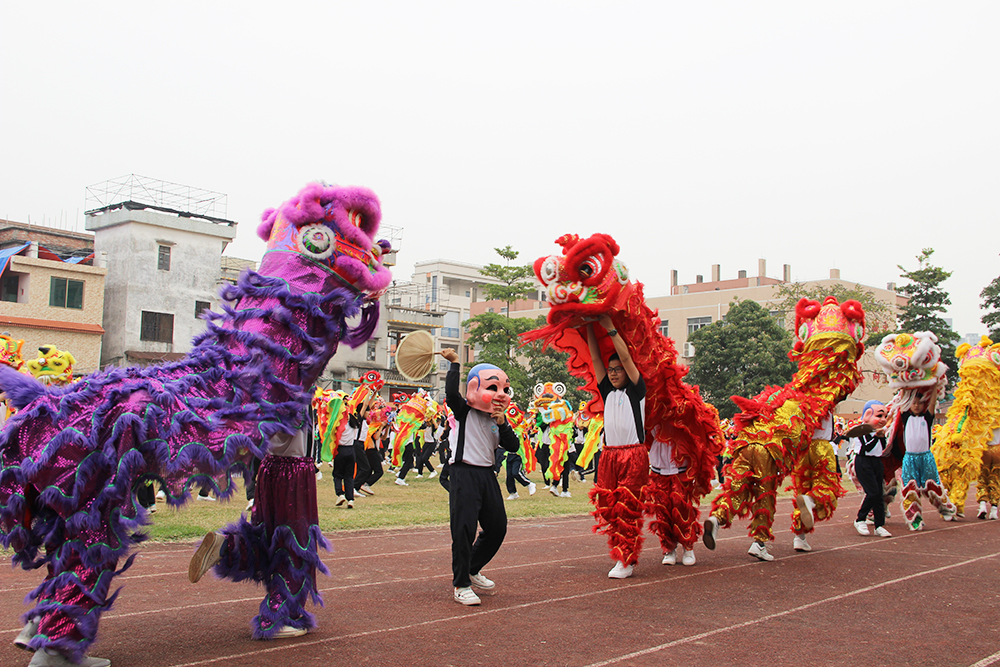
146, 504, 157, 514
608, 561, 634, 579
703, 516, 719, 550
469, 572, 495, 590
874, 526, 892, 538
428, 471, 437, 479
528, 482, 537, 496
796, 495, 816, 530
196, 494, 216, 502
336, 495, 346, 506
454, 586, 481, 606
559, 491, 572, 498
748, 541, 774, 561
662, 548, 677, 565
245, 499, 254, 512
29, 649, 111, 667
156, 490, 166, 501
506, 493, 519, 500
188, 531, 225, 583
884, 507, 892, 519
347, 499, 354, 509
415, 474, 423, 479
978, 501, 989, 519
14, 618, 38, 650
991, 506, 999, 521
394, 477, 408, 487
681, 549, 696, 566
854, 520, 871, 536
793, 534, 812, 552
360, 484, 375, 496
315, 471, 323, 481
272, 625, 307, 639
550, 485, 560, 497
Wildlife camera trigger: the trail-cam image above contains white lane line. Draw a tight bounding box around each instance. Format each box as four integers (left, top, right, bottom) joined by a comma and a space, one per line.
968, 650, 1000, 667
579, 551, 1000, 667
161, 538, 1000, 667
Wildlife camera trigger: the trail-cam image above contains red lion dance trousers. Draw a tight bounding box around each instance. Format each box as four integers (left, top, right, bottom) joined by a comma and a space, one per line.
589, 444, 648, 565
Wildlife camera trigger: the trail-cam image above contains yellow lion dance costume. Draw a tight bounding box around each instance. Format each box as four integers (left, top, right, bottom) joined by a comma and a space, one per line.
932, 335, 1000, 518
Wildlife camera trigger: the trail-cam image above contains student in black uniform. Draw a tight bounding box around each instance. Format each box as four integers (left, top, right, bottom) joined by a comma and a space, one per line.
439, 348, 519, 606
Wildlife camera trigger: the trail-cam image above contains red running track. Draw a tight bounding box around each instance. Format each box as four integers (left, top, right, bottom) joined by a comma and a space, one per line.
2, 491, 1000, 667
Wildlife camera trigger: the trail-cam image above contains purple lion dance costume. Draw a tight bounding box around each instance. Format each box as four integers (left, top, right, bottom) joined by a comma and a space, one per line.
0, 183, 392, 664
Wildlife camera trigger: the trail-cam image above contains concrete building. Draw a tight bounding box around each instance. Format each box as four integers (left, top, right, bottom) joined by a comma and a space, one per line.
0, 221, 107, 374
84, 177, 237, 367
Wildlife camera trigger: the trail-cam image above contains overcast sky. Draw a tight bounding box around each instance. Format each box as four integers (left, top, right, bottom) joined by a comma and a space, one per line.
2, 2, 997, 335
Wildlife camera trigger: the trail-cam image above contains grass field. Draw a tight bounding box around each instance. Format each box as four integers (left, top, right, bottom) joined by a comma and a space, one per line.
144, 463, 611, 542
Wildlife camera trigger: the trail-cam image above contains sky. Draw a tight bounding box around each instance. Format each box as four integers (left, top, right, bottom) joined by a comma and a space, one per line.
2, 2, 998, 335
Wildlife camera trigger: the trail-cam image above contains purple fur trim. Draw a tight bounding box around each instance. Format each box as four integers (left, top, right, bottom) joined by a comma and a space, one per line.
0, 365, 46, 410
342, 301, 381, 349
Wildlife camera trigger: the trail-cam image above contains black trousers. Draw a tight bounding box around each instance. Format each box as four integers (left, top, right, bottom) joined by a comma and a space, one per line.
855, 454, 886, 528
398, 444, 415, 479
333, 447, 356, 500
450, 464, 507, 588
417, 440, 437, 474
536, 444, 552, 484
352, 443, 370, 489
505, 452, 532, 494
362, 449, 384, 487
560, 448, 580, 491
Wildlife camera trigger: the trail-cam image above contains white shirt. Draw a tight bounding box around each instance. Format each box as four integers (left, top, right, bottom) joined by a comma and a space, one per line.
449, 409, 500, 467
649, 439, 687, 476
812, 414, 833, 441
903, 413, 932, 454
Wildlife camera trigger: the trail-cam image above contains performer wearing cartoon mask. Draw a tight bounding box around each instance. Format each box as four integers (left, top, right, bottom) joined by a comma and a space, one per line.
440, 348, 520, 606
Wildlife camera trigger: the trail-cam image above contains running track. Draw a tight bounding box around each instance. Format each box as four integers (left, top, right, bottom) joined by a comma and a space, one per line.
3, 491, 999, 667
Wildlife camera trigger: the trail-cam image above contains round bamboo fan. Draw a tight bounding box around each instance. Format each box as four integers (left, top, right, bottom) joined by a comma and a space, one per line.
396, 330, 437, 381
843, 422, 874, 438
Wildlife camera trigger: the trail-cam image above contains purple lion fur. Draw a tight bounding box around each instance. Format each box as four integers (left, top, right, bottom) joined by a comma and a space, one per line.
0, 183, 392, 660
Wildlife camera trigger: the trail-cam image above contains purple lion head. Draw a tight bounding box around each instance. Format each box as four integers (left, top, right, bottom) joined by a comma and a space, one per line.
257, 182, 392, 296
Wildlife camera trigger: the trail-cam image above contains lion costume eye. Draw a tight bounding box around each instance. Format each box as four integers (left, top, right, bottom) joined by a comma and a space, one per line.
297, 224, 336, 260
534, 383, 544, 397
553, 382, 566, 396
578, 255, 603, 280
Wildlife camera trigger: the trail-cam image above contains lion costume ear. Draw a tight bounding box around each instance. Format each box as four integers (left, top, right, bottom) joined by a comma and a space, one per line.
956, 343, 971, 361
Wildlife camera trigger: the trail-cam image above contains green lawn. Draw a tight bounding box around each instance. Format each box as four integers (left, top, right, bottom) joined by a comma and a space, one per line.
144, 465, 614, 542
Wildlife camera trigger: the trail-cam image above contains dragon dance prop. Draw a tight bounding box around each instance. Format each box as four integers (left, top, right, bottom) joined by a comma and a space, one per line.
575, 403, 604, 470
931, 336, 1000, 514
25, 344, 78, 386
313, 388, 348, 462
0, 182, 392, 658
877, 331, 956, 529
506, 403, 537, 473
709, 297, 865, 545
390, 391, 436, 467
524, 233, 723, 566
0, 334, 24, 424
532, 381, 574, 481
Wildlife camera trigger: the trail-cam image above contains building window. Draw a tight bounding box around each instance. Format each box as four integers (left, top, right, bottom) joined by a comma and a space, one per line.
431, 275, 438, 303
659, 322, 668, 338
195, 301, 211, 318
465, 290, 471, 298
770, 310, 786, 327
1, 274, 19, 303
366, 339, 377, 362
141, 311, 174, 343
158, 245, 171, 271
50, 277, 84, 309
687, 316, 712, 335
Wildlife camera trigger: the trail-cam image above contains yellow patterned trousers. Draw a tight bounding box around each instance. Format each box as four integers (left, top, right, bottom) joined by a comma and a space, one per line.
789, 439, 845, 534
710, 443, 780, 543
976, 444, 1000, 506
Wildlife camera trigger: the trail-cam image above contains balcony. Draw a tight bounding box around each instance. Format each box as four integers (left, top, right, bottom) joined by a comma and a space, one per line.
385, 305, 444, 332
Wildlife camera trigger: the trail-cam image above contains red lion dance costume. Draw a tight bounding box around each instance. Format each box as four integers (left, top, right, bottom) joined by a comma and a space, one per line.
523, 233, 722, 569
705, 297, 865, 560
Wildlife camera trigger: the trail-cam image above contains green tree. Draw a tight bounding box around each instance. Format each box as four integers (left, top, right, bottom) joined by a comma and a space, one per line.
981, 262, 1000, 339
686, 299, 797, 419
895, 248, 960, 385
462, 312, 536, 400
774, 281, 896, 348
479, 245, 535, 316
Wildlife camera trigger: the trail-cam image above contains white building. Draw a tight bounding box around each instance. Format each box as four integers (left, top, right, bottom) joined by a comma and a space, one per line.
84, 177, 236, 367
